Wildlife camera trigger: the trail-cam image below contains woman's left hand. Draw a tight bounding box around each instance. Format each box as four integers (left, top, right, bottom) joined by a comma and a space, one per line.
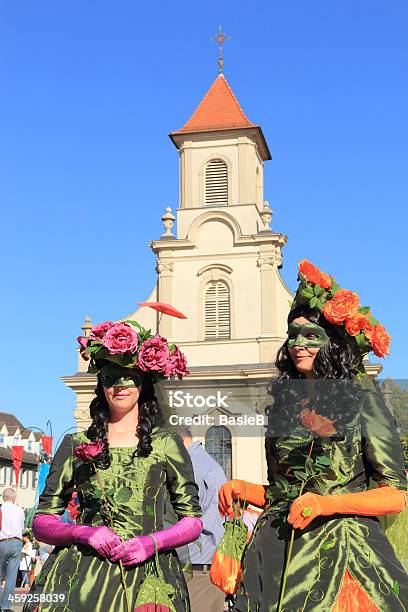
289, 487, 407, 530
288, 492, 327, 529
109, 535, 155, 567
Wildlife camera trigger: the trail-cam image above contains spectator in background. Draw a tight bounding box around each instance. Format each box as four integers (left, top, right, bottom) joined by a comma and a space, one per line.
19, 532, 35, 588
34, 540, 53, 577
0, 488, 25, 609
175, 425, 227, 612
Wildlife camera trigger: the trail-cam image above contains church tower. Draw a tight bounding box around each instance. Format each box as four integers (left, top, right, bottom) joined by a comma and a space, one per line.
64, 70, 295, 483
150, 72, 292, 365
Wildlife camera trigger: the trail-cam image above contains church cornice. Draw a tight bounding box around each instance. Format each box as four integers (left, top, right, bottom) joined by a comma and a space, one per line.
150, 230, 288, 253
170, 126, 271, 161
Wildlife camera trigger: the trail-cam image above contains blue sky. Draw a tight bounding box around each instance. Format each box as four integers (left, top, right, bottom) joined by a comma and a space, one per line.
1, 1, 407, 445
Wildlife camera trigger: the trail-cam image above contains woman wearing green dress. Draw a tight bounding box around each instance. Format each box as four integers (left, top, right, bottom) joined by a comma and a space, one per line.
23, 317, 202, 612
219, 260, 408, 611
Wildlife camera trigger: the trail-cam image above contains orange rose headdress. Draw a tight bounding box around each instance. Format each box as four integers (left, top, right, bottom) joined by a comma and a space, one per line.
291, 259, 390, 359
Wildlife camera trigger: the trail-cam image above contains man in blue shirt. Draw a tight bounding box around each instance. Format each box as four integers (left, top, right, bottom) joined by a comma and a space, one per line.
175, 425, 227, 611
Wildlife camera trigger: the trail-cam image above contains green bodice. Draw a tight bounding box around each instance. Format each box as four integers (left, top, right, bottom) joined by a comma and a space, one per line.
26, 428, 201, 612
36, 428, 201, 539
265, 386, 407, 504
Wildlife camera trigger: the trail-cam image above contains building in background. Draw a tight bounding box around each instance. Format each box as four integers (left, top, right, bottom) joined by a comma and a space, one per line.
0, 413, 41, 510
63, 68, 381, 482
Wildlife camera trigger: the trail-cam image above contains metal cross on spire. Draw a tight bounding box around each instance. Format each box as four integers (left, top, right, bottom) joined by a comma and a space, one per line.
210, 26, 231, 74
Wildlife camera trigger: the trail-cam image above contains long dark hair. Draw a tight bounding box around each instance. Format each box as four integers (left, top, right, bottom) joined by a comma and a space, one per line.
266, 305, 364, 436
87, 372, 165, 468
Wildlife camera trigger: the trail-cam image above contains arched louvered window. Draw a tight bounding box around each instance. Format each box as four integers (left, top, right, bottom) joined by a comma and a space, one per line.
204, 281, 230, 339
205, 426, 232, 479
205, 158, 228, 206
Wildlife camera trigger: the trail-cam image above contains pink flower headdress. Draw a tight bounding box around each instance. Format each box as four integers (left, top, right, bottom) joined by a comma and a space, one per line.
77, 303, 189, 381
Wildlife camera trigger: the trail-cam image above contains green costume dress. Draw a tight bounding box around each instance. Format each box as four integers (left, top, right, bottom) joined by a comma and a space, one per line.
234, 385, 408, 611
23, 427, 201, 612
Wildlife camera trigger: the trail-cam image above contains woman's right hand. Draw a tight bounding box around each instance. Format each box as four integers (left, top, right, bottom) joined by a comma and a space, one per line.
218, 480, 266, 517
74, 525, 122, 559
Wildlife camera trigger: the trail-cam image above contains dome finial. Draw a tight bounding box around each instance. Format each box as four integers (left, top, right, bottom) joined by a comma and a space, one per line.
210, 26, 231, 74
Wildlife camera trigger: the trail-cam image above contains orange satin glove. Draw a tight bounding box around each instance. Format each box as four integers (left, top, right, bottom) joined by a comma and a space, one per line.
218, 480, 266, 517
288, 486, 407, 530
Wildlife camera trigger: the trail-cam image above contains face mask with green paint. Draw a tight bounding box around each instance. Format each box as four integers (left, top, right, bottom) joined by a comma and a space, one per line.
287, 322, 330, 349
99, 365, 145, 388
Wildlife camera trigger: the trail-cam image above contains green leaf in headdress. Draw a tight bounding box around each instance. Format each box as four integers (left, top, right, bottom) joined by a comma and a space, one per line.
300, 286, 314, 300
329, 277, 341, 296
104, 353, 138, 368
85, 345, 101, 355
358, 306, 370, 315
124, 320, 144, 331
355, 332, 370, 352
367, 315, 380, 326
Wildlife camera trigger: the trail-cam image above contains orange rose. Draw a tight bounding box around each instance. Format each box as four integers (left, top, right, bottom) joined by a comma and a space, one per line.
323, 289, 360, 325
370, 324, 391, 357
298, 259, 331, 289
344, 313, 372, 337
300, 408, 337, 436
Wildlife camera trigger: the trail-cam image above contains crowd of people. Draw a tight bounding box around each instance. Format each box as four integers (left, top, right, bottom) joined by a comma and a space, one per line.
0, 260, 406, 611
0, 488, 54, 609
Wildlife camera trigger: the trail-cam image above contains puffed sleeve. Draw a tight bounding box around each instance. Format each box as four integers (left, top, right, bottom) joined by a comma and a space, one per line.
35, 434, 74, 516
164, 433, 201, 518
361, 389, 407, 491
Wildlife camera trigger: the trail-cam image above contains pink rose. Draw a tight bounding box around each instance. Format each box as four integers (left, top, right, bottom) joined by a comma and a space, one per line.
77, 336, 90, 361
74, 439, 105, 462
137, 335, 170, 373
90, 321, 115, 340
103, 323, 138, 354
166, 346, 189, 380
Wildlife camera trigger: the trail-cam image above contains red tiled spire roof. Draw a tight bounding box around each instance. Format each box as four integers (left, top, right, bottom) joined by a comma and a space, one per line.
172, 74, 256, 134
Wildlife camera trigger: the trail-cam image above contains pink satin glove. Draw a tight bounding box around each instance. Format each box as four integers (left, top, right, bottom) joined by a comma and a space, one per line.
110, 516, 202, 568
33, 514, 122, 559
110, 534, 155, 566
